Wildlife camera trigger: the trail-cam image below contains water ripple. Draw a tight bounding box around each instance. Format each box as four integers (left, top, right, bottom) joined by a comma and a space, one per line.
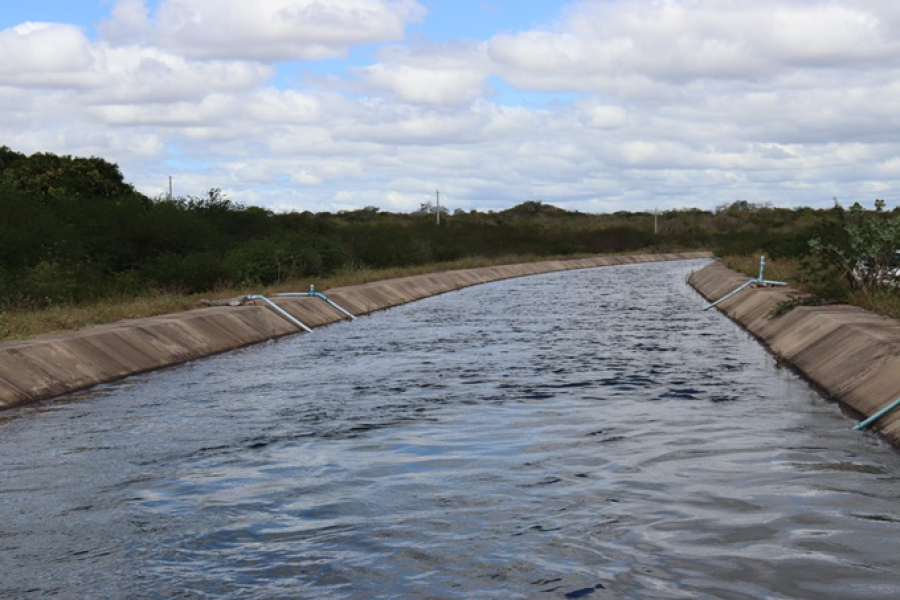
1, 260, 899, 599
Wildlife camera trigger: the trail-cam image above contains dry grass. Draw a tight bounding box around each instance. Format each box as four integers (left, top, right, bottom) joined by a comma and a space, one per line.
0, 293, 198, 342
0, 253, 582, 342
722, 253, 900, 321
848, 289, 900, 321
720, 254, 804, 285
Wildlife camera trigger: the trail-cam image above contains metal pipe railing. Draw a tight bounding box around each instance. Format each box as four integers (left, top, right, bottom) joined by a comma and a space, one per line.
246, 295, 313, 333
274, 285, 356, 320
703, 256, 787, 311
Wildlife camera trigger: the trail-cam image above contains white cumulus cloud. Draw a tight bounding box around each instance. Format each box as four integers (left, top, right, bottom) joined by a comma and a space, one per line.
0, 23, 96, 87
102, 0, 426, 60
488, 0, 900, 93
351, 41, 490, 105
3, 0, 900, 213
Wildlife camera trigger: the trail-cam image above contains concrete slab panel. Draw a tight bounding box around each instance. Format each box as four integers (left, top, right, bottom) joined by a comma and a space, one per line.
690, 262, 900, 448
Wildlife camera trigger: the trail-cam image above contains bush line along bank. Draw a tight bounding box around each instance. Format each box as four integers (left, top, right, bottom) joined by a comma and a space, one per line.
2, 146, 899, 326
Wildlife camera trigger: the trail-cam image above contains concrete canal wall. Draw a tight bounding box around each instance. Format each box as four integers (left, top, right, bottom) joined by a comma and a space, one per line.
689, 261, 900, 447
0, 252, 711, 410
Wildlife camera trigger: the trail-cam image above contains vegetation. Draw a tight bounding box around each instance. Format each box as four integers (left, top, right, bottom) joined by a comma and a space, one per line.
724, 200, 900, 320
2, 146, 899, 339
808, 200, 900, 297
0, 255, 554, 341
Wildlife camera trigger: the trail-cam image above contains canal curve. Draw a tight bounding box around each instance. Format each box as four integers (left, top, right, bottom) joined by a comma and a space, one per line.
1, 259, 898, 599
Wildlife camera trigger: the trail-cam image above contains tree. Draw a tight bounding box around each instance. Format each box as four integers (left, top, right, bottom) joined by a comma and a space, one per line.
413, 201, 449, 217
0, 152, 137, 201
808, 201, 900, 297
0, 146, 25, 172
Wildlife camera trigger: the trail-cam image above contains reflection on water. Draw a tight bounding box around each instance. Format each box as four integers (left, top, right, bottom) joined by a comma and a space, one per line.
2, 260, 899, 599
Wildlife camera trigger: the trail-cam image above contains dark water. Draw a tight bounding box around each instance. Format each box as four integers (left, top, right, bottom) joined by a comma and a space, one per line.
2, 260, 899, 599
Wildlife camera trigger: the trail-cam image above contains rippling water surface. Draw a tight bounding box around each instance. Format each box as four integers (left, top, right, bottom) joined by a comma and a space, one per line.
2, 260, 900, 599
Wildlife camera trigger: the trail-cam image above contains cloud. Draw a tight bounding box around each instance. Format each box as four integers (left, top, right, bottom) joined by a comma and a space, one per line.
4, 0, 900, 214
0, 22, 271, 101
89, 46, 273, 104
102, 0, 426, 60
0, 23, 95, 87
99, 0, 153, 43
575, 100, 628, 129
352, 42, 489, 105
488, 0, 900, 94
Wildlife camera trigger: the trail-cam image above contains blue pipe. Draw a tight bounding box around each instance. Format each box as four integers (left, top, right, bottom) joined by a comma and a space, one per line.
275, 285, 356, 320
246, 295, 313, 333
853, 397, 900, 431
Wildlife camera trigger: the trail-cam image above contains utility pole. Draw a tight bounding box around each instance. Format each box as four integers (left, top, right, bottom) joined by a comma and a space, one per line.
168, 176, 173, 201
436, 189, 441, 225
654, 208, 658, 234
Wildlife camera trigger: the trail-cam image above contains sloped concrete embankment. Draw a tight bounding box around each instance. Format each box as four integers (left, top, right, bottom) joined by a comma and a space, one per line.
0, 252, 711, 410
689, 261, 900, 447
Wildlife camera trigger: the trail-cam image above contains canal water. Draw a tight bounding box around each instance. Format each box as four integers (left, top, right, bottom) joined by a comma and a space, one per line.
2, 260, 899, 599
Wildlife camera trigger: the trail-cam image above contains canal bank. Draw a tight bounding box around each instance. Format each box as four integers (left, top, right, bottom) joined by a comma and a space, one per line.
0, 252, 710, 410
5, 259, 899, 600
689, 261, 900, 447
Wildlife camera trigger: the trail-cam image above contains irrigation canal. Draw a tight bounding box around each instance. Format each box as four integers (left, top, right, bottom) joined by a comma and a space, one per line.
2, 259, 899, 599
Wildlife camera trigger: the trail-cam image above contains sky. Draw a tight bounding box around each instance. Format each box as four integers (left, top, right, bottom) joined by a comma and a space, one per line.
2, 0, 900, 214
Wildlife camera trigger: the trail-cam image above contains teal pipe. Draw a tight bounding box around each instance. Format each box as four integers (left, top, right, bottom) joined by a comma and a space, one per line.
275, 286, 356, 320
853, 397, 900, 431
